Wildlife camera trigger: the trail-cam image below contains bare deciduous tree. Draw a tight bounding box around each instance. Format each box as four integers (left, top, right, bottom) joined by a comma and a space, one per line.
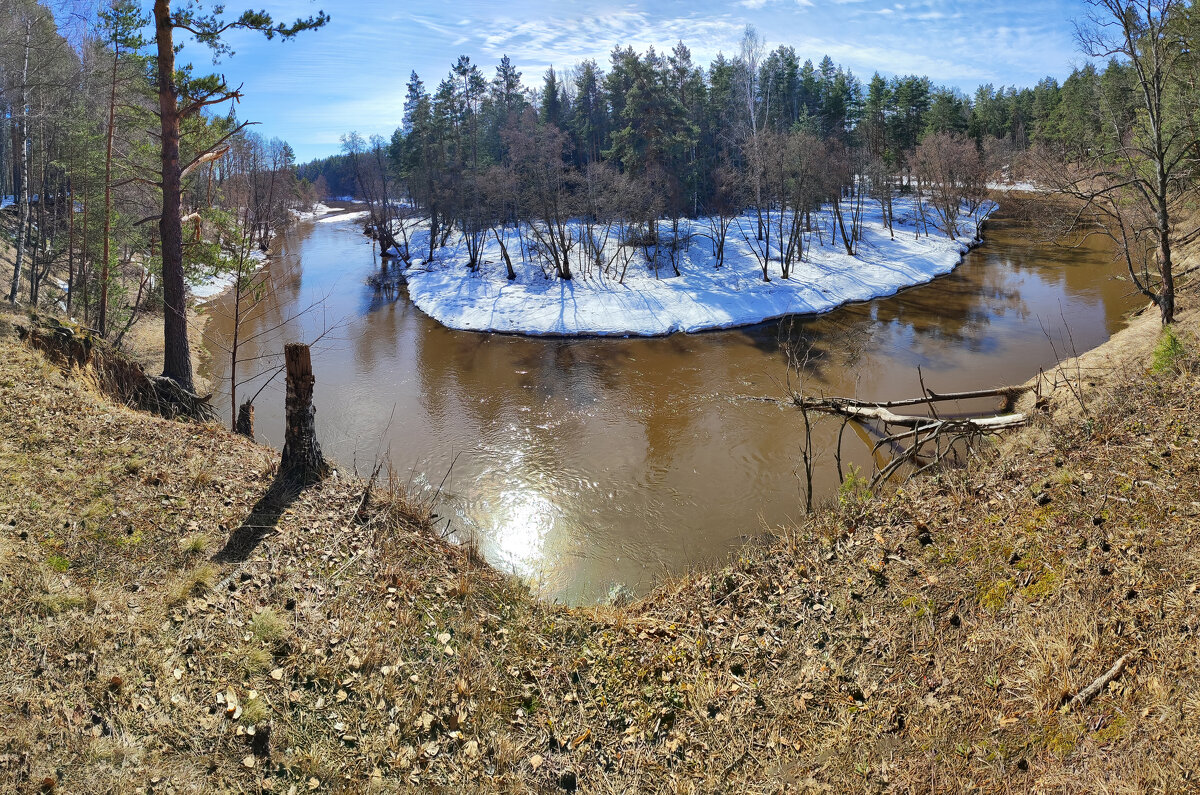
1039, 0, 1195, 324
913, 132, 983, 241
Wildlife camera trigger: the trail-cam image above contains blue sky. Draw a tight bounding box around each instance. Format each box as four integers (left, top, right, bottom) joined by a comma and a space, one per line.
186, 0, 1089, 162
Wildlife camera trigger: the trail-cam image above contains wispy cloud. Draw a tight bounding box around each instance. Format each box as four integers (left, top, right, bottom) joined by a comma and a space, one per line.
477, 10, 745, 72
200, 0, 1085, 161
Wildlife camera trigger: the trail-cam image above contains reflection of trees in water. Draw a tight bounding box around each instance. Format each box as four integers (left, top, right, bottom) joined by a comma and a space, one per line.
981, 216, 1123, 298
750, 315, 872, 385
351, 296, 404, 376
415, 332, 636, 422
748, 213, 1127, 386
413, 327, 778, 484
870, 278, 998, 345
735, 260, 1025, 382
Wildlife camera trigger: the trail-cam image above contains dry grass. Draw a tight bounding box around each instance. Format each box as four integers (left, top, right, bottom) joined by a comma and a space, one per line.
1, 278, 1199, 793
118, 304, 213, 398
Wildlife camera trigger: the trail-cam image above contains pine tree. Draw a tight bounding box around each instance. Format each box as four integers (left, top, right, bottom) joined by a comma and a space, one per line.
540, 67, 562, 128
97, 0, 149, 336
149, 0, 327, 394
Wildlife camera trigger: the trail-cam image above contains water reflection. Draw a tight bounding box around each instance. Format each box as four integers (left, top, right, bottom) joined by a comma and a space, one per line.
200, 205, 1141, 604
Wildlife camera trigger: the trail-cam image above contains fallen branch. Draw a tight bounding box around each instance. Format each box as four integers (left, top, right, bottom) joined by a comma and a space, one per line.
810, 402, 1027, 431
798, 384, 1031, 412
793, 382, 1032, 488
1060, 652, 1135, 712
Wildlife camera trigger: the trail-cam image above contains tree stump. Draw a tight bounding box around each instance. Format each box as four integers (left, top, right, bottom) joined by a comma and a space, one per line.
280, 343, 329, 484
235, 400, 255, 441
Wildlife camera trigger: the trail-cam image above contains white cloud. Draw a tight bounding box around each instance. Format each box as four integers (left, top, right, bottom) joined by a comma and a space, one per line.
477, 10, 745, 75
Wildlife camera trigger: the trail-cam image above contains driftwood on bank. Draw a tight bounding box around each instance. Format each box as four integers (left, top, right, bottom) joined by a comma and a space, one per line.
795, 383, 1034, 487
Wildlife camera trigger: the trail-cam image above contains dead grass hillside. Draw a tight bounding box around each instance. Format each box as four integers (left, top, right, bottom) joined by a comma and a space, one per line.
0, 275, 1198, 794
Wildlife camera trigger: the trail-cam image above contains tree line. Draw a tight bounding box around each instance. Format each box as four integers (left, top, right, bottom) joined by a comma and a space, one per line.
300, 4, 1196, 327
0, 0, 325, 398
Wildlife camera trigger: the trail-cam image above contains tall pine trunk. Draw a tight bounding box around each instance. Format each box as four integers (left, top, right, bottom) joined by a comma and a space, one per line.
154, 0, 195, 391
100, 35, 121, 336
66, 177, 75, 312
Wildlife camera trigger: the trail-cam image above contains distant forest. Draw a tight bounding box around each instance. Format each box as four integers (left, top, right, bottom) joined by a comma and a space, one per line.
296, 28, 1155, 283
300, 38, 1111, 196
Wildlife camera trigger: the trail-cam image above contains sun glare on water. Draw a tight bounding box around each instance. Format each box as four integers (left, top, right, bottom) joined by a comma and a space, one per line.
490, 488, 556, 580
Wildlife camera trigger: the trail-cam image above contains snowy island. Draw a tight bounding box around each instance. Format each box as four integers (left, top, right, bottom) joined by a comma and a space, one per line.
393, 195, 996, 337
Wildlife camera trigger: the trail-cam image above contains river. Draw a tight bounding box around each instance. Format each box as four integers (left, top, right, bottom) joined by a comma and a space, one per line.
200, 200, 1141, 603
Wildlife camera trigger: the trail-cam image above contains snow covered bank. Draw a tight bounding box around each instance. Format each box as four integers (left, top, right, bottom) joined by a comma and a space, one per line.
398, 196, 996, 337
316, 209, 369, 224
987, 180, 1043, 193
190, 249, 268, 301
290, 202, 337, 222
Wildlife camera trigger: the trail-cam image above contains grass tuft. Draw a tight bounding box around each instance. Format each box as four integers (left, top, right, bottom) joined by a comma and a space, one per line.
1150, 324, 1187, 375
167, 563, 218, 606
250, 608, 288, 645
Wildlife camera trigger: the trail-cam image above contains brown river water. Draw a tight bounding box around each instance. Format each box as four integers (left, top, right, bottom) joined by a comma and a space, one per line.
201, 202, 1140, 603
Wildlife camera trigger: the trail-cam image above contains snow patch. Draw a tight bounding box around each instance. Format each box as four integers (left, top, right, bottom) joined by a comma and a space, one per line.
396, 196, 997, 337
290, 202, 337, 222
316, 209, 369, 224
987, 180, 1043, 193
190, 249, 269, 301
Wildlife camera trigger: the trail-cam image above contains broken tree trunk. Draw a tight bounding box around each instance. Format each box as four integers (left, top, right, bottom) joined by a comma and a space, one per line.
235, 400, 255, 441
280, 343, 329, 484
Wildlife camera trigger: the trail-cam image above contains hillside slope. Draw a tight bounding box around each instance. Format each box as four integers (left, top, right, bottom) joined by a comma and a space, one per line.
1, 278, 1198, 793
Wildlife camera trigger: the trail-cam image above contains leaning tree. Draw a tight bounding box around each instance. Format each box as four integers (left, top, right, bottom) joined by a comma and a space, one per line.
1047, 0, 1197, 325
